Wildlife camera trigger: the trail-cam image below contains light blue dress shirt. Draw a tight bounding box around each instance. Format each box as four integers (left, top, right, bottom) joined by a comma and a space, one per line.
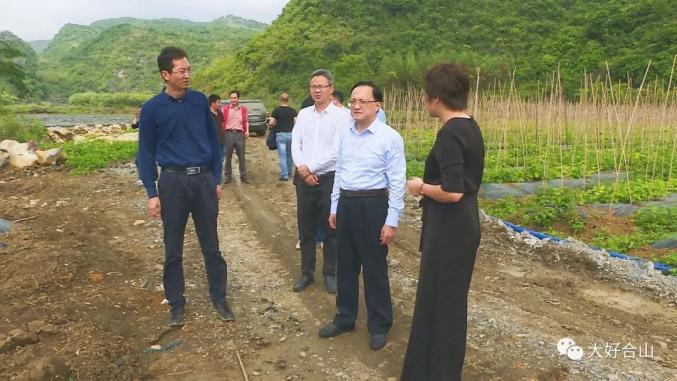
330, 118, 406, 227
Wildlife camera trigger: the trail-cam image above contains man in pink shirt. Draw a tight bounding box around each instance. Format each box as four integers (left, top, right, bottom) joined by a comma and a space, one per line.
222, 90, 249, 183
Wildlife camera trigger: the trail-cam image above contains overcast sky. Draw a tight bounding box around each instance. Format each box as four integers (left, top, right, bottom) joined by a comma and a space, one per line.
0, 0, 290, 41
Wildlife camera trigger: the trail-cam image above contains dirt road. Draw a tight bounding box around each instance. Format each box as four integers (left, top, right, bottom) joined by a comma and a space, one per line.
1, 139, 675, 380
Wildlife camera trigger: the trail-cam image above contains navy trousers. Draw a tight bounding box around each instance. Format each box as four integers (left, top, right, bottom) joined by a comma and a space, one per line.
332, 195, 393, 335
158, 171, 227, 308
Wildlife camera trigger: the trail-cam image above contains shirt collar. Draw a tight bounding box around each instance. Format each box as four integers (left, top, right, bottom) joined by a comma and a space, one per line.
350, 118, 383, 135
312, 101, 338, 116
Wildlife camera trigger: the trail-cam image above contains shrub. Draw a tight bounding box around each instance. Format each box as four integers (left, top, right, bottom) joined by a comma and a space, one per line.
62, 140, 137, 175
0, 113, 46, 142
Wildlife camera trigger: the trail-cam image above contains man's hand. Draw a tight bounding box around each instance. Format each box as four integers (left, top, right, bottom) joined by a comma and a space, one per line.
216, 185, 222, 200
380, 225, 396, 246
304, 174, 319, 186
297, 164, 311, 179
244, 131, 249, 140
328, 214, 337, 229
148, 197, 161, 218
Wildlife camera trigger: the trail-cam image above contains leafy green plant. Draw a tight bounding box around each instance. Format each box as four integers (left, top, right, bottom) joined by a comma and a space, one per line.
61, 140, 137, 175
0, 113, 46, 142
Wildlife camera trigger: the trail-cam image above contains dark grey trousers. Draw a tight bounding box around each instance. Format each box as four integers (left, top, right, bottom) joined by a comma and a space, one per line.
223, 130, 247, 181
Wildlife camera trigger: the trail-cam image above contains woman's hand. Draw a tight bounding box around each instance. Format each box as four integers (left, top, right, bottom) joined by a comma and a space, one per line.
406, 177, 423, 196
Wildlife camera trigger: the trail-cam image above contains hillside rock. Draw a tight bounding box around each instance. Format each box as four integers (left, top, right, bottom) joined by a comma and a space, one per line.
0, 149, 9, 169
0, 140, 38, 168
35, 148, 66, 165
46, 127, 76, 143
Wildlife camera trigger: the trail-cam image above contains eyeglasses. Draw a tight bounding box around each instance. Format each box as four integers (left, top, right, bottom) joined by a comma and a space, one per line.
171, 67, 192, 76
310, 84, 332, 91
348, 99, 379, 107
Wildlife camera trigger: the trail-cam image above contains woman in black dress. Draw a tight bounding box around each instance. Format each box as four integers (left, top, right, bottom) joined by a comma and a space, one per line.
401, 64, 485, 381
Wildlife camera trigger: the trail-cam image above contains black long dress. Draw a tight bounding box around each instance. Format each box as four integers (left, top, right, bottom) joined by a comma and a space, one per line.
401, 117, 485, 381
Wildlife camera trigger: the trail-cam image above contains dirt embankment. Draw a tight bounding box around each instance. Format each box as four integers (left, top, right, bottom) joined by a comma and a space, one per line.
0, 139, 675, 380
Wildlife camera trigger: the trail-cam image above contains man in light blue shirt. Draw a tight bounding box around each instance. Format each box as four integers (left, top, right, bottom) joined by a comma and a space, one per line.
318, 81, 406, 351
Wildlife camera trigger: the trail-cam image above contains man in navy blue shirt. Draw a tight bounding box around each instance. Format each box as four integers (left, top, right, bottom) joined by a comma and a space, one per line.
138, 47, 234, 326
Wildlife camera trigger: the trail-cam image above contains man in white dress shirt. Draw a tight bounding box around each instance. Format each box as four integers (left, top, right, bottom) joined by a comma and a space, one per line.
291, 69, 352, 294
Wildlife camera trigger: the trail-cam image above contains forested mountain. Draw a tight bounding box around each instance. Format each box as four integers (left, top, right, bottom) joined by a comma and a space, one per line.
27, 40, 50, 54
193, 0, 676, 101
36, 16, 266, 100
0, 31, 45, 102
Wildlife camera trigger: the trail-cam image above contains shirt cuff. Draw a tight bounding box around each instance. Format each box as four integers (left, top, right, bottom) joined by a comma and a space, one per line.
385, 209, 400, 228
145, 184, 158, 198
330, 200, 338, 215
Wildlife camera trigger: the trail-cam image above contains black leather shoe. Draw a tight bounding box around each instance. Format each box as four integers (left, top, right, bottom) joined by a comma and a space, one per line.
169, 305, 185, 327
214, 302, 236, 321
293, 275, 314, 292
318, 323, 355, 338
223, 179, 232, 184
369, 334, 387, 351
240, 176, 249, 184
324, 275, 337, 294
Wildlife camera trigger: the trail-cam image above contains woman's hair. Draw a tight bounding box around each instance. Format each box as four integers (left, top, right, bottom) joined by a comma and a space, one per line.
423, 64, 469, 110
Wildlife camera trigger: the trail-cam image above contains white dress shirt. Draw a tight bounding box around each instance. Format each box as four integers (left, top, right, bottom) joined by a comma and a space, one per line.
291, 102, 352, 175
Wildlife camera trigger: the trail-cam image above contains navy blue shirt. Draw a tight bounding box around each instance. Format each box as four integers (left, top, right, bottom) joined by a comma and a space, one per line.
138, 89, 223, 197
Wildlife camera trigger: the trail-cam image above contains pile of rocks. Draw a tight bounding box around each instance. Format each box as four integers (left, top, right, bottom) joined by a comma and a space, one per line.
0, 140, 66, 170
0, 123, 139, 170
47, 123, 137, 143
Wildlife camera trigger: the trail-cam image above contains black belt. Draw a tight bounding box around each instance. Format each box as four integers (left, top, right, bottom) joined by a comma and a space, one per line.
225, 129, 243, 133
340, 188, 388, 198
162, 165, 211, 175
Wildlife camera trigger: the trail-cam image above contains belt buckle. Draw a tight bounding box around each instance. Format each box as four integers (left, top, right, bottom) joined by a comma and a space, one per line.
186, 166, 200, 175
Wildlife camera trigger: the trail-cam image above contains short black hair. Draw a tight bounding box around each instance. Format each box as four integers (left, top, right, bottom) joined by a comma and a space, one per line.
208, 94, 221, 104
157, 47, 187, 73
350, 81, 383, 103
423, 63, 469, 110
229, 90, 240, 98
301, 95, 314, 108
332, 90, 345, 104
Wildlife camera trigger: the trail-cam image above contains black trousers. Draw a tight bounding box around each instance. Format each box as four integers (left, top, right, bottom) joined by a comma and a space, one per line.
294, 171, 336, 277
332, 195, 393, 335
158, 171, 227, 308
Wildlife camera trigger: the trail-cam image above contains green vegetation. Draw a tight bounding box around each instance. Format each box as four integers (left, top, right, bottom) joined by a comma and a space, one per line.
61, 140, 137, 175
68, 92, 151, 108
194, 0, 676, 103
0, 113, 47, 142
593, 206, 675, 253
390, 76, 675, 270
38, 16, 264, 100
0, 31, 45, 101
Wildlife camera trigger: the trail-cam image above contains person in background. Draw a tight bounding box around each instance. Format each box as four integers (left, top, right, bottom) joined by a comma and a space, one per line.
291, 69, 351, 294
332, 90, 351, 118
318, 81, 405, 351
208, 94, 225, 164
222, 90, 249, 184
269, 92, 297, 181
301, 94, 314, 109
377, 106, 387, 123
137, 47, 234, 327
400, 63, 485, 380
131, 105, 143, 185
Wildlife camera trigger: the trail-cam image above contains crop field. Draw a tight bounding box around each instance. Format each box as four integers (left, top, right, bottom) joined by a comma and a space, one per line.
386, 68, 676, 273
